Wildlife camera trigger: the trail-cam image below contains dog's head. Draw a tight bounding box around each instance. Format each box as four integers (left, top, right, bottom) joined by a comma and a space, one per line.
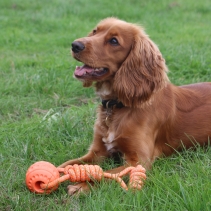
72, 17, 168, 106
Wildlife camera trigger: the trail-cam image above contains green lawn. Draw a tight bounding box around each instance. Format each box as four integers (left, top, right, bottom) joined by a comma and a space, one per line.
0, 0, 211, 210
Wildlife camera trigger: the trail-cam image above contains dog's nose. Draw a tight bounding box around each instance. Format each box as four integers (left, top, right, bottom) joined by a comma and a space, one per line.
72, 41, 85, 53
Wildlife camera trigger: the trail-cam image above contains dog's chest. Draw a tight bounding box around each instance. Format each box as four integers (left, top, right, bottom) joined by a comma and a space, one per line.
102, 131, 117, 152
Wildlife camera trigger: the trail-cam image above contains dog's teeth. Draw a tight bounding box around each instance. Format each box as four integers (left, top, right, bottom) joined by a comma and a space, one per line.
94, 68, 104, 72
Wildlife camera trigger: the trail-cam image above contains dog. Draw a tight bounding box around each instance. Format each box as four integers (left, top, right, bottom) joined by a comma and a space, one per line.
59, 17, 211, 195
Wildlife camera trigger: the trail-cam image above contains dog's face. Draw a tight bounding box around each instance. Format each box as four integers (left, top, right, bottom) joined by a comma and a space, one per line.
71, 17, 168, 107
72, 18, 134, 82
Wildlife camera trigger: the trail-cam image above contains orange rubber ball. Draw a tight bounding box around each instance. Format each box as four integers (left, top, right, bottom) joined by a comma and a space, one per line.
25, 161, 60, 194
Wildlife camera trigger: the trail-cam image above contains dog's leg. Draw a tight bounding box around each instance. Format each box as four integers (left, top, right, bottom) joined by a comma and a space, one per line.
58, 131, 109, 168
58, 150, 108, 168
105, 149, 153, 174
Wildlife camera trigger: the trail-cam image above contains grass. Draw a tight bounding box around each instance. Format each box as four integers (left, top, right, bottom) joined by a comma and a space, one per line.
0, 0, 211, 210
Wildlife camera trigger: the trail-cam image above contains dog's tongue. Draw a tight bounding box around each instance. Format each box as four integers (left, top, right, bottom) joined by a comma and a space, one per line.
74, 65, 94, 76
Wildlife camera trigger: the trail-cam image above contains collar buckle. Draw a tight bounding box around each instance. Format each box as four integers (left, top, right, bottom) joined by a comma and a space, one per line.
102, 99, 124, 109
102, 99, 124, 127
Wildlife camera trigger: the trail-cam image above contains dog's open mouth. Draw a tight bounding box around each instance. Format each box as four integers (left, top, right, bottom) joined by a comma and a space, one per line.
74, 65, 108, 78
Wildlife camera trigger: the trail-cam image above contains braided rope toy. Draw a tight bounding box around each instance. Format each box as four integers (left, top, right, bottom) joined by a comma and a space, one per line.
25, 161, 146, 194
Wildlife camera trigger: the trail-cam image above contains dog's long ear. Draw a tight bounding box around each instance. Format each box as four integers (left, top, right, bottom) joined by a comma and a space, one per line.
113, 26, 169, 107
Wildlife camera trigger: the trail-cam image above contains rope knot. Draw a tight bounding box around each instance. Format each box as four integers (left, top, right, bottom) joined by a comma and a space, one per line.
129, 165, 146, 190
64, 164, 104, 182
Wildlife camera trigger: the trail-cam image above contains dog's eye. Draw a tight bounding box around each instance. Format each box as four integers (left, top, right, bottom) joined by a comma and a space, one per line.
109, 38, 119, 46
93, 29, 97, 35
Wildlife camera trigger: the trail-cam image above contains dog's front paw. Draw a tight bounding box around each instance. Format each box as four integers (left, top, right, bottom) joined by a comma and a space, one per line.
67, 182, 91, 196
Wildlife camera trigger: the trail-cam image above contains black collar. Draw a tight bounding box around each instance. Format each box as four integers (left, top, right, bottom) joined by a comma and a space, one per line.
102, 99, 124, 109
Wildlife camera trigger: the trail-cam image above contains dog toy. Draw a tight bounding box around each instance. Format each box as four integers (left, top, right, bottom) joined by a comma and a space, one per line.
25, 161, 146, 194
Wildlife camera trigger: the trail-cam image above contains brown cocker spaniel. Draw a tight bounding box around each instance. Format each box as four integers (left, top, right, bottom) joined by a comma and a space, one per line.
59, 17, 211, 195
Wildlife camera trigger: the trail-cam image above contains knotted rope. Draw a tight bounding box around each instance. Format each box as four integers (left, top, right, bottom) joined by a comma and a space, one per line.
40, 164, 146, 191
